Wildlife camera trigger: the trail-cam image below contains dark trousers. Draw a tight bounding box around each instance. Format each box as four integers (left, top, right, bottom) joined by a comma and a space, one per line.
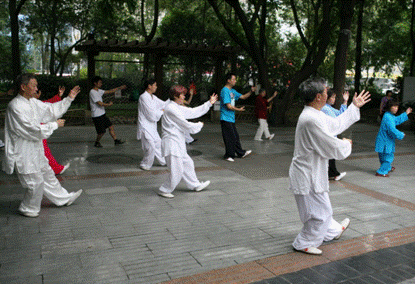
220, 120, 245, 159
328, 159, 340, 178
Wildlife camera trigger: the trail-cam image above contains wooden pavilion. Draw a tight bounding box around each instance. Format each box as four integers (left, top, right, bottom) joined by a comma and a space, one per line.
75, 36, 239, 97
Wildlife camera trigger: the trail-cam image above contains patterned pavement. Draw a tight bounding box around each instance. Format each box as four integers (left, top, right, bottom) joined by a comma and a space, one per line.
0, 120, 414, 283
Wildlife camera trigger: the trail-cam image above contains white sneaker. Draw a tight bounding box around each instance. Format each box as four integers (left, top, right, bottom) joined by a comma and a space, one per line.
268, 134, 275, 140
157, 191, 174, 198
195, 180, 210, 192
254, 138, 263, 141
225, 157, 235, 162
59, 163, 70, 174
140, 165, 150, 171
66, 190, 82, 206
18, 209, 39, 218
334, 218, 350, 240
242, 150, 252, 158
334, 172, 347, 181
295, 246, 322, 255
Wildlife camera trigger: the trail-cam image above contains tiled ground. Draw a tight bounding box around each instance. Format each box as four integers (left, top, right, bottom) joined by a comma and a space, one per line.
0, 121, 414, 283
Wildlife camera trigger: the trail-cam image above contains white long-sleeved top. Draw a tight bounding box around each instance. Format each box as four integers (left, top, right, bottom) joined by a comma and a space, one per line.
2, 95, 73, 174
137, 91, 167, 140
161, 100, 212, 157
289, 104, 360, 195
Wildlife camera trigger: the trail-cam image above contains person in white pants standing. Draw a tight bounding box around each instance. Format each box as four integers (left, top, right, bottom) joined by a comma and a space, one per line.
289, 78, 371, 255
157, 85, 218, 198
3, 73, 82, 217
137, 79, 167, 170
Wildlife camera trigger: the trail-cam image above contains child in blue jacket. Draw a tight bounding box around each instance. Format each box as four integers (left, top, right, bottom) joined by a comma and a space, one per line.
375, 99, 412, 177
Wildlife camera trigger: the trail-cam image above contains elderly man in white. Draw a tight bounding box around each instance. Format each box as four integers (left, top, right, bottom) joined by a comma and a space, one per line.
290, 78, 371, 255
3, 73, 82, 217
157, 85, 218, 198
137, 79, 167, 171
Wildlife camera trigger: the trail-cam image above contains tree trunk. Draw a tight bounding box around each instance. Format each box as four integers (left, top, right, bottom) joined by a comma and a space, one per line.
333, 0, 355, 107
275, 0, 333, 124
9, 0, 23, 80
354, 0, 364, 92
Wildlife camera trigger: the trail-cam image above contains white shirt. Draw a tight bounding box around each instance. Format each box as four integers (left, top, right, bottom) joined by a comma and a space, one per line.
3, 95, 73, 174
161, 100, 212, 157
137, 91, 166, 140
89, 89, 106, 117
289, 104, 360, 195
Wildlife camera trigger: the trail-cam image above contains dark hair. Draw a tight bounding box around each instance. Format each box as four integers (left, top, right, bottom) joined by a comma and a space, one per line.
259, 89, 266, 95
385, 98, 399, 112
15, 73, 36, 94
169, 85, 187, 100
92, 76, 102, 84
386, 90, 393, 96
298, 77, 326, 104
143, 78, 156, 90
225, 73, 236, 84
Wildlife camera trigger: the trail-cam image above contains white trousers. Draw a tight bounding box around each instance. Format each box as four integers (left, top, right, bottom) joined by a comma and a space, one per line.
159, 154, 201, 194
140, 134, 166, 168
292, 190, 342, 250
254, 118, 271, 140
17, 165, 77, 215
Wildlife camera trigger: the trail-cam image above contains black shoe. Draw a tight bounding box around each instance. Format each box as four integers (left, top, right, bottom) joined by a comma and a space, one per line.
189, 138, 198, 145
114, 139, 124, 145
94, 141, 103, 148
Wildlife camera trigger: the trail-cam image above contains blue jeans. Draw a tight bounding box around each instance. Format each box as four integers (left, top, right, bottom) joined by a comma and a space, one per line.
377, 152, 394, 175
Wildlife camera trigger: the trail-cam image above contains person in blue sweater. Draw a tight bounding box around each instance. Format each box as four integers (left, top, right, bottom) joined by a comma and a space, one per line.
321, 88, 349, 180
375, 99, 412, 177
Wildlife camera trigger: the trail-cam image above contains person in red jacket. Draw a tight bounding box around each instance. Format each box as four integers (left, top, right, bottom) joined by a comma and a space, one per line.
37, 86, 70, 174
254, 89, 277, 141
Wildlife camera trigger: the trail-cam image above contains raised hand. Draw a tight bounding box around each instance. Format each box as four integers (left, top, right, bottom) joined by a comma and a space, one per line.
68, 86, 81, 99
58, 86, 65, 97
406, 107, 413, 115
342, 91, 349, 104
57, 119, 66, 127
209, 93, 218, 104
352, 90, 371, 108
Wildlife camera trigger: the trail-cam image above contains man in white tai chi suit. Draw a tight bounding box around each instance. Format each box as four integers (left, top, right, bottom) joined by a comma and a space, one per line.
157, 85, 218, 198
290, 78, 370, 255
137, 78, 167, 171
3, 73, 83, 217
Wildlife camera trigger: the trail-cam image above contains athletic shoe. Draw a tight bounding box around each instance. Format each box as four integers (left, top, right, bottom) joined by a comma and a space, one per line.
334, 218, 350, 240
254, 138, 263, 141
59, 163, 70, 175
66, 190, 83, 206
268, 134, 275, 140
334, 172, 347, 181
195, 180, 210, 192
242, 150, 252, 158
294, 246, 322, 255
225, 157, 235, 162
114, 139, 124, 145
94, 141, 103, 148
140, 165, 150, 171
18, 209, 39, 218
157, 191, 174, 198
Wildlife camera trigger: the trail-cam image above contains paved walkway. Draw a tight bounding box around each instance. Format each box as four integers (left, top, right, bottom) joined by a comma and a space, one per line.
0, 121, 414, 283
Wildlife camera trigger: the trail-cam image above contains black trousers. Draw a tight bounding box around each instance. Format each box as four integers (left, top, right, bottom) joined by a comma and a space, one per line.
220, 120, 246, 159
328, 159, 340, 178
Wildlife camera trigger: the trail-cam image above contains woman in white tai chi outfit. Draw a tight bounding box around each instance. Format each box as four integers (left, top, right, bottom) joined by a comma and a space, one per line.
2, 73, 82, 217
289, 78, 371, 255
157, 85, 218, 198
137, 79, 167, 170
